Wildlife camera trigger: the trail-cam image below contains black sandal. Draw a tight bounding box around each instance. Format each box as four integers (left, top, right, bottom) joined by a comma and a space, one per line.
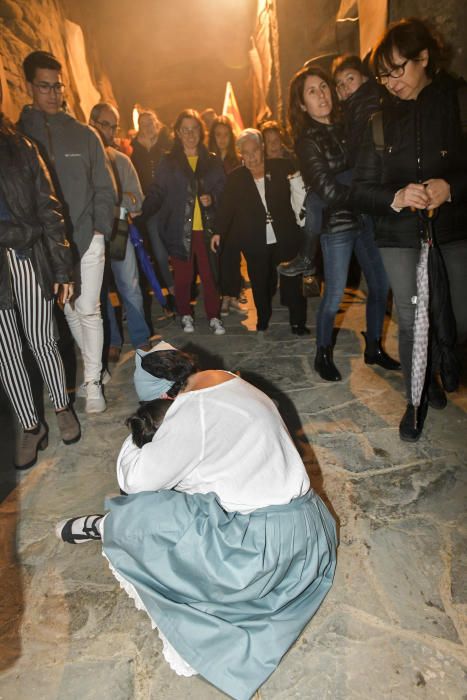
56, 514, 104, 543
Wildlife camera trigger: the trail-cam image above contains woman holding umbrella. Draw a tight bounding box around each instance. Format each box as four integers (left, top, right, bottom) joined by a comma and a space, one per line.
352, 17, 467, 441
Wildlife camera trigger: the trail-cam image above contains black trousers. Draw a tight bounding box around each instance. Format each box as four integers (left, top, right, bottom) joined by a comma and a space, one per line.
245, 244, 306, 331
219, 236, 242, 298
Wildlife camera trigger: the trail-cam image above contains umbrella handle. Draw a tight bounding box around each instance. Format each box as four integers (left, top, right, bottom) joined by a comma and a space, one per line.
417, 208, 437, 245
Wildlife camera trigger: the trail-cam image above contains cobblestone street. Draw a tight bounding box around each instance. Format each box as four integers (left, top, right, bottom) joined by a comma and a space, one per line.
0, 287, 466, 700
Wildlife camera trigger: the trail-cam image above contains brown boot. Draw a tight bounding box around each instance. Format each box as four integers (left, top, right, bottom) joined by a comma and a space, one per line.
107, 345, 121, 363
15, 423, 48, 470
56, 407, 81, 445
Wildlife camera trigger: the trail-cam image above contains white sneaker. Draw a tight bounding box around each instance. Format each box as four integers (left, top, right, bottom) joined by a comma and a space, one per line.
209, 317, 226, 335
181, 315, 195, 333
77, 369, 111, 398
85, 381, 106, 413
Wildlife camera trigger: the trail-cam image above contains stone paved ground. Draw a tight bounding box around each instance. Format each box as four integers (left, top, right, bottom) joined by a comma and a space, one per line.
0, 286, 466, 700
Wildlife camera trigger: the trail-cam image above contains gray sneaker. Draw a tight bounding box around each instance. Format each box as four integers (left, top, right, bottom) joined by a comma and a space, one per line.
85, 381, 106, 414
181, 315, 195, 333
209, 317, 226, 335
15, 422, 48, 470
56, 407, 81, 444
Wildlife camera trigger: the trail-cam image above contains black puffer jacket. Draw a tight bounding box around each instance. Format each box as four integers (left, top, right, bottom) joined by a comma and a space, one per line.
295, 118, 359, 234
142, 143, 225, 260
0, 119, 72, 309
342, 78, 382, 166
352, 71, 467, 248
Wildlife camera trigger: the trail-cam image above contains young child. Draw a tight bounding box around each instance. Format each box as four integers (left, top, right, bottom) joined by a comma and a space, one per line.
332, 54, 382, 166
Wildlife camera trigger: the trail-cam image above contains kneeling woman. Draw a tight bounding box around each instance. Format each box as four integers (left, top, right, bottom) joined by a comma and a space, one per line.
57, 346, 337, 700
212, 128, 309, 335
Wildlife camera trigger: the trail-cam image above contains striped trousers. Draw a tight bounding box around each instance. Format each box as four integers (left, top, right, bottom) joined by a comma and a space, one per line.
0, 251, 68, 429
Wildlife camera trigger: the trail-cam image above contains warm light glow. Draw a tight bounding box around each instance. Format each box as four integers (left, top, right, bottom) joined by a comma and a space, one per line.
132, 106, 140, 131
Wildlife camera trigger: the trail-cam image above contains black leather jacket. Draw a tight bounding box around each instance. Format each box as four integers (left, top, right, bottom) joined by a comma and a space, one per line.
342, 79, 382, 166
295, 118, 359, 234
0, 120, 72, 309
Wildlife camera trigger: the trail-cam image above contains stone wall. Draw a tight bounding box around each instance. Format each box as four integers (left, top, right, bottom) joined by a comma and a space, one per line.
0, 0, 113, 122
390, 0, 467, 77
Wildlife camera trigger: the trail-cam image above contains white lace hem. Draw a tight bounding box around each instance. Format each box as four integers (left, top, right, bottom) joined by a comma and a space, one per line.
102, 551, 198, 677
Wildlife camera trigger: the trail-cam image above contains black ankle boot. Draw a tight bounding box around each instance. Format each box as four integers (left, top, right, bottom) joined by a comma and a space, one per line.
362, 332, 401, 370
314, 346, 341, 381
291, 324, 311, 336
399, 400, 428, 442
427, 376, 447, 409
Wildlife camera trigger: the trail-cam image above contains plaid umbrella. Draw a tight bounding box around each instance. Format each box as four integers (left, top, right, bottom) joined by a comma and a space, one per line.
428, 242, 460, 392
129, 222, 166, 307
411, 238, 430, 408
411, 210, 460, 409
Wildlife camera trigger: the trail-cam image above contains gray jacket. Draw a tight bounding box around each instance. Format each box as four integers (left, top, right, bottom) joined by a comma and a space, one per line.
107, 146, 143, 214
18, 106, 117, 258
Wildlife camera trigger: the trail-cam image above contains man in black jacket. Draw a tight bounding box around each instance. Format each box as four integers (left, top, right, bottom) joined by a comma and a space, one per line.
0, 108, 80, 469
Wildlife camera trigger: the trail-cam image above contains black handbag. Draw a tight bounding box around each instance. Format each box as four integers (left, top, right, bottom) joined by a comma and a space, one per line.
109, 212, 129, 261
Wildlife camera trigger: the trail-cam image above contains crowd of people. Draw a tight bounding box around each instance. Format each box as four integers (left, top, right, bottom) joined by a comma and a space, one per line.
0, 15, 466, 697
0, 16, 465, 458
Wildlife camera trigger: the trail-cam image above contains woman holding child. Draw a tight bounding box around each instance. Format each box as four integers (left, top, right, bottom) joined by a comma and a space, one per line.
56, 342, 337, 700
288, 64, 398, 380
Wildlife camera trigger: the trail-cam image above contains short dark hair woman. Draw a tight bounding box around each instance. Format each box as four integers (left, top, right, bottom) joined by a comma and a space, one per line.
352, 18, 467, 441
289, 65, 397, 378
142, 109, 226, 335
56, 345, 337, 699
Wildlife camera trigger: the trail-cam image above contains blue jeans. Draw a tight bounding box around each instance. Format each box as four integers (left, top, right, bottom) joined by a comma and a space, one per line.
316, 222, 389, 347
109, 237, 150, 348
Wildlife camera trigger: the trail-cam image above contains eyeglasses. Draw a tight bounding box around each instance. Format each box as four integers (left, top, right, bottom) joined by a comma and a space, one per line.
32, 81, 65, 94
377, 59, 412, 85
94, 120, 119, 132
179, 127, 200, 136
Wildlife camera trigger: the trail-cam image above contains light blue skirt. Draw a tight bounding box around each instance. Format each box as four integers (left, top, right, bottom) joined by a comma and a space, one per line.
103, 489, 337, 700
